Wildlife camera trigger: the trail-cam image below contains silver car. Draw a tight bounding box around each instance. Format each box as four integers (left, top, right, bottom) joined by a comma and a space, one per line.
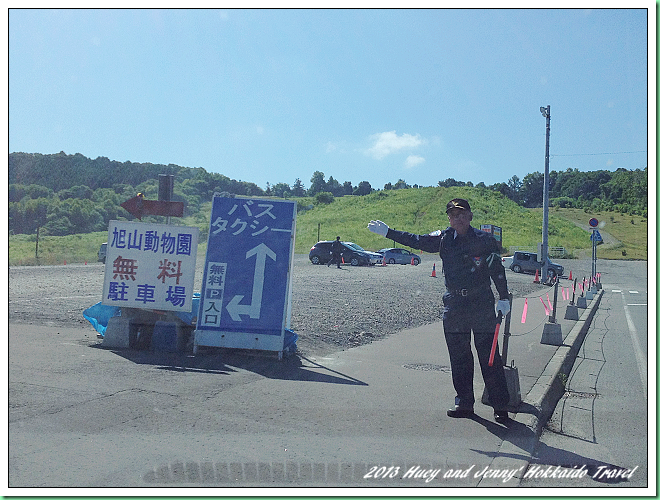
378, 248, 421, 265
98, 242, 107, 263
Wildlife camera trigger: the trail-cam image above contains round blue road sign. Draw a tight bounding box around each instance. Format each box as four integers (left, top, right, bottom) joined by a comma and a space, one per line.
588, 217, 598, 227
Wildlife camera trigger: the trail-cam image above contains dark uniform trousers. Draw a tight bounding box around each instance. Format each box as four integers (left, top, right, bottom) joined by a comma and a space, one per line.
442, 290, 509, 410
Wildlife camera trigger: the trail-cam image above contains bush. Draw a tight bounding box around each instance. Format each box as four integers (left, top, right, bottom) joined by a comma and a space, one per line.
550, 196, 574, 208
314, 192, 335, 205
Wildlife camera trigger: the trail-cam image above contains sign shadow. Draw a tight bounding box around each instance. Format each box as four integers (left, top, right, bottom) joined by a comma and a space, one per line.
91, 344, 368, 386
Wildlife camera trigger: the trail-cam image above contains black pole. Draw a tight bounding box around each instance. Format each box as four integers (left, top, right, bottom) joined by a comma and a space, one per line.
502, 292, 513, 366
501, 292, 513, 366
35, 226, 39, 260
571, 278, 577, 305
158, 174, 174, 224
550, 278, 559, 323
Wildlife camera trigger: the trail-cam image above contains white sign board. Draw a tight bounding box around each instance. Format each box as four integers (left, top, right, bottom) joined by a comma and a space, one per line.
102, 221, 199, 312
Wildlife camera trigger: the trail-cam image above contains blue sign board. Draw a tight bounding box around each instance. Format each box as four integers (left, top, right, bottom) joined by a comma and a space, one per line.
590, 229, 603, 242
194, 196, 296, 355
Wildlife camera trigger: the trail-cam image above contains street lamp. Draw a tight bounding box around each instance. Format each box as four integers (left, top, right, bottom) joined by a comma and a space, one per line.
540, 105, 550, 282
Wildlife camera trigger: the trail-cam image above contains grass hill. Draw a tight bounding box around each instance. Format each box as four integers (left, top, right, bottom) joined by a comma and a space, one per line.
295, 186, 592, 255
8, 186, 647, 266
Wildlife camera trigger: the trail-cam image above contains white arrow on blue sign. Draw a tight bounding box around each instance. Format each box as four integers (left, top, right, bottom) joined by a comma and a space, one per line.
226, 243, 277, 321
590, 229, 603, 242
194, 196, 296, 354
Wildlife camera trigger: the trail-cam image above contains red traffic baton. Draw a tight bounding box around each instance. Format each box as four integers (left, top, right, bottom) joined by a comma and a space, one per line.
488, 311, 504, 367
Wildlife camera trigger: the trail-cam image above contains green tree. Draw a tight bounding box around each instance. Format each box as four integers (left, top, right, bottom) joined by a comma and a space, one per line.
507, 175, 522, 203
308, 171, 327, 196
325, 176, 343, 197
342, 181, 353, 195
393, 179, 410, 190
353, 181, 373, 196
271, 182, 291, 198
520, 172, 544, 207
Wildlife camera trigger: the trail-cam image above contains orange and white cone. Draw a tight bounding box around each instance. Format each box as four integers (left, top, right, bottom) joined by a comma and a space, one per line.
533, 269, 540, 283
431, 263, 437, 277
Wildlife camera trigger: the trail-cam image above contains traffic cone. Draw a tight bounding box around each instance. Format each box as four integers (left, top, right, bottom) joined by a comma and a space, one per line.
411, 257, 415, 265
342, 256, 345, 264
431, 263, 437, 277
569, 270, 572, 281
533, 269, 540, 283
64, 260, 67, 265
381, 255, 387, 266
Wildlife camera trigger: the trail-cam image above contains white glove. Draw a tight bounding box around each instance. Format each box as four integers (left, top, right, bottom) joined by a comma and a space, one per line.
496, 299, 510, 318
368, 220, 389, 237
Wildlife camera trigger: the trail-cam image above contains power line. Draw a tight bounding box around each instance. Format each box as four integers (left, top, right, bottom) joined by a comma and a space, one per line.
551, 150, 647, 157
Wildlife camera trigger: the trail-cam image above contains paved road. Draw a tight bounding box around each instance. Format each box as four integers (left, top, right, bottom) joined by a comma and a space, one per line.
521, 261, 649, 487
8, 259, 651, 492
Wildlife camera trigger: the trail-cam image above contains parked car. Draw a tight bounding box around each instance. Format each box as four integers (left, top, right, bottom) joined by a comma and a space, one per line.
378, 248, 421, 265
509, 251, 563, 278
309, 241, 382, 266
98, 242, 107, 263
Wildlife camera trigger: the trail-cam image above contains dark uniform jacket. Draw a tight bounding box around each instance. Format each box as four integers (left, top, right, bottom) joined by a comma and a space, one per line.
386, 226, 508, 314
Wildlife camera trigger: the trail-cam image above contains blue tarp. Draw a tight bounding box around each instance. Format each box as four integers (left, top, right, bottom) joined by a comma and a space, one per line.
83, 295, 201, 337
82, 302, 121, 336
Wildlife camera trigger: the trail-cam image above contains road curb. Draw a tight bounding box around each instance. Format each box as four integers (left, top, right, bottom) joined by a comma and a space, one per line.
478, 289, 604, 488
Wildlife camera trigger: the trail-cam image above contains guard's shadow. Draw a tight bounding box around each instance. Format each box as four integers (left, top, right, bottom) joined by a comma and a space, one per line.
469, 413, 631, 484
90, 343, 367, 386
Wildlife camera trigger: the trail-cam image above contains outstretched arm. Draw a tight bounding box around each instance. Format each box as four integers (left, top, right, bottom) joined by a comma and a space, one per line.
368, 220, 442, 254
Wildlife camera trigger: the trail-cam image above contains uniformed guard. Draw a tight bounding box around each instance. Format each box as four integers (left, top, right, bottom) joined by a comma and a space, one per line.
368, 198, 511, 423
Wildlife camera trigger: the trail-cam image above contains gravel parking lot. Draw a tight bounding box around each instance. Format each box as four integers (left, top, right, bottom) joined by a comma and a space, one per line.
9, 254, 596, 357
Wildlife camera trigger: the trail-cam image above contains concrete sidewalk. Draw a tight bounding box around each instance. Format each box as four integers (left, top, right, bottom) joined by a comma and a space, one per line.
8, 284, 603, 490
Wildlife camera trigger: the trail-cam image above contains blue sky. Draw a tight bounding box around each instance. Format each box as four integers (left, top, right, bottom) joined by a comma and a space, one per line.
8, 8, 653, 191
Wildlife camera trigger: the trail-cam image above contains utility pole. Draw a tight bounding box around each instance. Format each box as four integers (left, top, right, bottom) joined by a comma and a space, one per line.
540, 105, 551, 283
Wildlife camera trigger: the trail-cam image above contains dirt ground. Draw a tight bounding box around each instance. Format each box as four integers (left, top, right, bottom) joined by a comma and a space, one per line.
8, 254, 595, 357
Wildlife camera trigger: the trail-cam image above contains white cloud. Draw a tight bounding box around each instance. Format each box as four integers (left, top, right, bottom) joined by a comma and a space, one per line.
325, 141, 337, 153
366, 131, 425, 160
405, 155, 425, 169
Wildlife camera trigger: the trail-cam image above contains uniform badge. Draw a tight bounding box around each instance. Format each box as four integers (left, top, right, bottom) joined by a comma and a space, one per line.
472, 256, 482, 267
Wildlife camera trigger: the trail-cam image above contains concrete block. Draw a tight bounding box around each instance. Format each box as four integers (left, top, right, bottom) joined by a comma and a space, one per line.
481, 364, 521, 408
151, 321, 183, 352
564, 304, 580, 320
585, 289, 594, 300
576, 296, 588, 308
541, 322, 563, 345
103, 316, 131, 348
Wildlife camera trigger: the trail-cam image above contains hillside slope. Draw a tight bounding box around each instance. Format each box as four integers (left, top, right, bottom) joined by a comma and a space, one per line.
295, 186, 591, 255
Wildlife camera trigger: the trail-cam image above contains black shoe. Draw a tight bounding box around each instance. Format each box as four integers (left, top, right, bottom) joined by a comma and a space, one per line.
494, 410, 509, 423
447, 407, 474, 418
